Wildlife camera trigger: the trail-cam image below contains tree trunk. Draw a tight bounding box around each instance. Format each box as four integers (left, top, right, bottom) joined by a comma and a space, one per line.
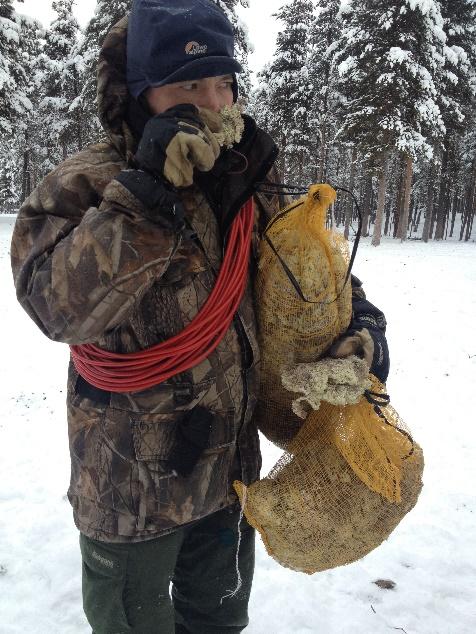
449, 191, 459, 238
21, 149, 30, 204
465, 187, 476, 241
422, 161, 435, 243
372, 151, 389, 247
344, 146, 357, 240
392, 158, 404, 238
465, 212, 475, 241
460, 157, 476, 240
413, 206, 422, 236
396, 155, 413, 241
434, 150, 449, 240
318, 123, 326, 182
384, 193, 392, 237
361, 174, 373, 237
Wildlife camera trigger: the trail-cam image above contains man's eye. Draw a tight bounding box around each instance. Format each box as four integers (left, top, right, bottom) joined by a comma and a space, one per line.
220, 81, 233, 89
182, 83, 197, 91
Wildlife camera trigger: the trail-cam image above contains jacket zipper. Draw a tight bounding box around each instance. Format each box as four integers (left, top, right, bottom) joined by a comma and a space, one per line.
192, 143, 279, 482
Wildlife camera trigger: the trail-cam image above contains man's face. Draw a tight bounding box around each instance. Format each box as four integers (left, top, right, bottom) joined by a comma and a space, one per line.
145, 74, 234, 114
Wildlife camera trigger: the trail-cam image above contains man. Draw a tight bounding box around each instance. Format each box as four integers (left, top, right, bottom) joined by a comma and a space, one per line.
11, 1, 389, 632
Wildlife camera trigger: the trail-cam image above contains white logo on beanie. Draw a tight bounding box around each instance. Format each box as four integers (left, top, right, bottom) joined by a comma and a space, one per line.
185, 41, 208, 55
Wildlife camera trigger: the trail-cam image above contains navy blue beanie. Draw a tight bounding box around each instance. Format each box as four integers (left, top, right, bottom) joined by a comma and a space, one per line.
127, 0, 242, 100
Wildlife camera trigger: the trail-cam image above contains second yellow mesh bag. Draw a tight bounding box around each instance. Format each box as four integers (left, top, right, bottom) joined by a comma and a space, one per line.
235, 379, 424, 574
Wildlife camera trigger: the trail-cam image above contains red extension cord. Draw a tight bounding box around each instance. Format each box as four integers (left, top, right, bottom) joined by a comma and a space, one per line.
70, 198, 254, 393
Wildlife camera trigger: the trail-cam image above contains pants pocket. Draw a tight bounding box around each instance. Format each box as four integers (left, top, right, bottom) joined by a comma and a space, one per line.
80, 534, 132, 634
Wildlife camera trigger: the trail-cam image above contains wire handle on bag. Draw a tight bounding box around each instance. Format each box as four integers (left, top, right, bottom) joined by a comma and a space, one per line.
255, 181, 363, 305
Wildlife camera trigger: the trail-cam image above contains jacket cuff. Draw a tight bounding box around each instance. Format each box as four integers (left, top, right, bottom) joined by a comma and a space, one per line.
112, 169, 185, 231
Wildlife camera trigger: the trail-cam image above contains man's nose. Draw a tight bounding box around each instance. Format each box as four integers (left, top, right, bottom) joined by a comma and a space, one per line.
198, 88, 220, 112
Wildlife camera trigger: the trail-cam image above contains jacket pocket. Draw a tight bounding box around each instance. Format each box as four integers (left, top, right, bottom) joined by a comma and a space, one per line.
130, 408, 236, 529
131, 408, 235, 461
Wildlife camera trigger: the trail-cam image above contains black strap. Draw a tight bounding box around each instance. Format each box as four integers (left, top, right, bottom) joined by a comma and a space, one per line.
364, 390, 415, 460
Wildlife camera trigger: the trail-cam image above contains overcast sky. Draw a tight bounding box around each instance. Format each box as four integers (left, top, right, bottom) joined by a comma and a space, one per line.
13, 0, 281, 77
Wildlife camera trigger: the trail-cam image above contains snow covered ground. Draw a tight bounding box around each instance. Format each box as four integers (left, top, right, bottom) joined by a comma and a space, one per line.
1, 214, 475, 634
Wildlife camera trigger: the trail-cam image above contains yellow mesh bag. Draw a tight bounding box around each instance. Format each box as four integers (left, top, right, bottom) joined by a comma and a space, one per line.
254, 184, 352, 447
234, 378, 424, 574
234, 184, 424, 574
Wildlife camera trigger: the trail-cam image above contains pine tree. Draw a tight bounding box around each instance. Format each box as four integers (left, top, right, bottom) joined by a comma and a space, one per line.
37, 0, 83, 174
265, 0, 314, 180
332, 0, 446, 244
16, 11, 42, 201
0, 1, 41, 210
248, 64, 273, 130
213, 0, 252, 98
433, 0, 476, 239
308, 0, 342, 182
0, 0, 28, 137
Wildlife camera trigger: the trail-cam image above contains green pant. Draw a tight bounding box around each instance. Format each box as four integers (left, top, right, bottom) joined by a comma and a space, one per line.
80, 505, 255, 634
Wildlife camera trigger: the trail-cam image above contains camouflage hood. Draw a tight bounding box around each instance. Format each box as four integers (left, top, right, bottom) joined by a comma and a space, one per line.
96, 16, 144, 161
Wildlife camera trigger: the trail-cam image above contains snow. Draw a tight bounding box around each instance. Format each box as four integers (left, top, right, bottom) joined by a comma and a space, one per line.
339, 0, 353, 16
387, 46, 412, 66
337, 56, 357, 77
406, 0, 439, 17
1, 215, 476, 633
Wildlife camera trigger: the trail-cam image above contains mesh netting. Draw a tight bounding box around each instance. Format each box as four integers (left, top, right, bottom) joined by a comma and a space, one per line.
254, 184, 352, 447
234, 378, 423, 574
234, 184, 424, 574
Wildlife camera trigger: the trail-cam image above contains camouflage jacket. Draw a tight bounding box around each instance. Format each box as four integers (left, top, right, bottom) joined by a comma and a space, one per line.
11, 17, 285, 542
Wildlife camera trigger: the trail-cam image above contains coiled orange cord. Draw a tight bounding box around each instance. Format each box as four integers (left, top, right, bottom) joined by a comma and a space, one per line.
70, 198, 254, 393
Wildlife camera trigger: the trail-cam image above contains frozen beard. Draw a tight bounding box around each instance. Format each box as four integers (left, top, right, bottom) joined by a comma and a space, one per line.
200, 104, 245, 149
214, 104, 245, 148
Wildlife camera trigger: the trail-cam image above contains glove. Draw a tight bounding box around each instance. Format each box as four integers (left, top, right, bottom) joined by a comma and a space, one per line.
328, 328, 375, 370
115, 169, 186, 232
282, 357, 372, 418
134, 103, 222, 188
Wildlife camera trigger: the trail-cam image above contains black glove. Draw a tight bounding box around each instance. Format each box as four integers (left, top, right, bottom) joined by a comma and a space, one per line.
134, 104, 221, 188
115, 168, 185, 232
167, 406, 214, 478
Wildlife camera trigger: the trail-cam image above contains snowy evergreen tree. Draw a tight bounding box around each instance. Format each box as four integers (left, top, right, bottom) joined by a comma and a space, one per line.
264, 0, 314, 180
0, 0, 28, 137
16, 11, 42, 201
0, 1, 41, 211
440, 0, 476, 137
37, 0, 83, 174
432, 0, 476, 239
332, 0, 446, 243
213, 0, 252, 99
307, 0, 342, 182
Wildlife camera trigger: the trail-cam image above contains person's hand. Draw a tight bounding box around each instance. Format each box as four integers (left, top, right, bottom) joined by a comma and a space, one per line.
328, 328, 375, 370
134, 104, 222, 188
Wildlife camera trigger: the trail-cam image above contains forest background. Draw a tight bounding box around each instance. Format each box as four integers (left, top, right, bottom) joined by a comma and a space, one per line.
1, 0, 476, 244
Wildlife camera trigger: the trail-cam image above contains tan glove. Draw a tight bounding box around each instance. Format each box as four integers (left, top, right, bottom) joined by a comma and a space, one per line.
134, 104, 222, 188
328, 327, 375, 370
282, 357, 372, 418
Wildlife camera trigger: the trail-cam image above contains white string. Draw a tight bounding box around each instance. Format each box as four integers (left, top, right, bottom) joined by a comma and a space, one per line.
220, 489, 247, 605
